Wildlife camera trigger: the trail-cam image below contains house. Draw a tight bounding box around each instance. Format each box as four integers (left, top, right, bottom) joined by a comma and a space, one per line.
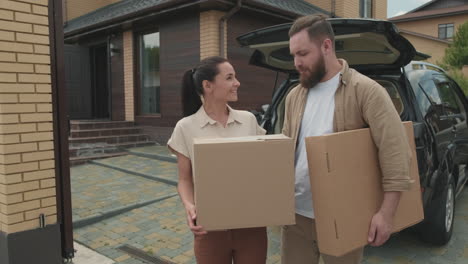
63, 0, 387, 144
304, 0, 387, 19
388, 0, 468, 64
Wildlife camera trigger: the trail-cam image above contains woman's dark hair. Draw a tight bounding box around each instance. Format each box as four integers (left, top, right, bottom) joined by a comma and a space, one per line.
182, 56, 228, 117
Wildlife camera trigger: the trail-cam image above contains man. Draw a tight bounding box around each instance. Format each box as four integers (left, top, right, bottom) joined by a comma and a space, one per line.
281, 14, 413, 264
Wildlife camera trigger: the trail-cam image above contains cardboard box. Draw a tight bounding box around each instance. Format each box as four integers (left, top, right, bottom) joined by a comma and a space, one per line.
305, 121, 424, 256
193, 134, 295, 231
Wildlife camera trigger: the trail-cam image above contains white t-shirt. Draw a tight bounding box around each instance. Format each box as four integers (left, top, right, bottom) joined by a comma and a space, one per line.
295, 72, 340, 218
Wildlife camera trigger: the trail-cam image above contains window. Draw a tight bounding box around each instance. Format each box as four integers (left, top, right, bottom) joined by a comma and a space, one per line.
138, 31, 160, 114
438, 23, 454, 39
360, 0, 372, 18
434, 75, 462, 116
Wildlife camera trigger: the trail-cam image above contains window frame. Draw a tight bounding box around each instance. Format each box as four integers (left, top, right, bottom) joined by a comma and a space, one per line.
360, 0, 373, 18
438, 23, 454, 39
134, 28, 161, 117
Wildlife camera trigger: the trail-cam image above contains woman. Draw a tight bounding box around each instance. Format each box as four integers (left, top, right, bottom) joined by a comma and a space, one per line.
167, 56, 267, 263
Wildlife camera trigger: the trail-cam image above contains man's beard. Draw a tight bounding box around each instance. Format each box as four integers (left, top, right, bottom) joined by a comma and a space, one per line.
299, 54, 326, 89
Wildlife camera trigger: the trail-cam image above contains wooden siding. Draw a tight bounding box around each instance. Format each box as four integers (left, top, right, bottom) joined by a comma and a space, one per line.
135, 12, 200, 127
227, 10, 289, 112
110, 33, 125, 121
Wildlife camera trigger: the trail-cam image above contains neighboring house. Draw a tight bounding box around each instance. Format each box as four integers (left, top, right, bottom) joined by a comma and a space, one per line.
388, 0, 468, 64
62, 0, 385, 143
305, 0, 387, 19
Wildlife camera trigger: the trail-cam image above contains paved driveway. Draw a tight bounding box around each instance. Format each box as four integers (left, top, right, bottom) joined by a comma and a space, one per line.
71, 146, 468, 263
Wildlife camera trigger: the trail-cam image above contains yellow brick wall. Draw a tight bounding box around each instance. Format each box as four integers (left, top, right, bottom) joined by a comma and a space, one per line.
402, 33, 449, 64
200, 11, 226, 59
305, 0, 331, 13
0, 0, 57, 234
374, 0, 387, 19
123, 30, 134, 121
65, 0, 121, 21
304, 0, 385, 18
394, 14, 468, 39
341, 0, 360, 18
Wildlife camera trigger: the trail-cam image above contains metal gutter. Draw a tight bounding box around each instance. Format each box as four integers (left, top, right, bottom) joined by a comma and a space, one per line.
219, 0, 242, 57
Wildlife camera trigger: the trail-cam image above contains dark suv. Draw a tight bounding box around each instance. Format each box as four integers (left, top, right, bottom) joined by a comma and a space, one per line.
237, 19, 468, 245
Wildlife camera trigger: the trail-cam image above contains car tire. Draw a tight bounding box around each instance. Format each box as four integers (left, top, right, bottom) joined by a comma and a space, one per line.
419, 179, 455, 245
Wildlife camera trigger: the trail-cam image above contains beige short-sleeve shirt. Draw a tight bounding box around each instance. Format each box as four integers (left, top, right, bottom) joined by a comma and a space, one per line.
167, 105, 266, 161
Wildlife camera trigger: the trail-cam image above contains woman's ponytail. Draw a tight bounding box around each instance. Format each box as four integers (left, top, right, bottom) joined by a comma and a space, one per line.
182, 69, 202, 117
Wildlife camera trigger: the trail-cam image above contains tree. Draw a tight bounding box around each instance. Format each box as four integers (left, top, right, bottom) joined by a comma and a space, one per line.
442, 21, 468, 69
439, 21, 468, 94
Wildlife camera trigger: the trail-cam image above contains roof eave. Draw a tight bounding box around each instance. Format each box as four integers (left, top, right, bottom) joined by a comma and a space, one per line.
400, 29, 451, 44
64, 0, 200, 39
389, 9, 468, 22
64, 0, 330, 41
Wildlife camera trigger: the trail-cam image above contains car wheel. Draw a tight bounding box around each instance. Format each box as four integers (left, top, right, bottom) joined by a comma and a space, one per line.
420, 179, 455, 245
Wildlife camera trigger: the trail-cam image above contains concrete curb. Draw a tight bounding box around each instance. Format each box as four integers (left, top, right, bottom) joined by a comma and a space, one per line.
127, 150, 177, 163
73, 193, 178, 229
90, 160, 178, 186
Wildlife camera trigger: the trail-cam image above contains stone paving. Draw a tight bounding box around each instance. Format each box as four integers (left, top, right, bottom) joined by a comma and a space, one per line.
95, 155, 178, 183
71, 163, 176, 222
70, 145, 468, 264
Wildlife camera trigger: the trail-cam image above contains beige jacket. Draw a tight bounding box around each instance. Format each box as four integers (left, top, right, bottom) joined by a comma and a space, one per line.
283, 59, 412, 192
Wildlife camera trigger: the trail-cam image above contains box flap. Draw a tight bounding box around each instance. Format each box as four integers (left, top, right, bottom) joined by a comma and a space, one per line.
193, 134, 290, 144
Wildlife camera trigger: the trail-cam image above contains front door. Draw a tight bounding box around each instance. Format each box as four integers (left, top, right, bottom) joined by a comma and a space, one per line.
64, 44, 92, 119
90, 45, 110, 119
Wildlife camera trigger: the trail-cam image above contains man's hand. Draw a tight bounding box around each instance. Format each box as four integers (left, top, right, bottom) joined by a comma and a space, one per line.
367, 210, 393, 246
367, 191, 401, 246
185, 204, 208, 236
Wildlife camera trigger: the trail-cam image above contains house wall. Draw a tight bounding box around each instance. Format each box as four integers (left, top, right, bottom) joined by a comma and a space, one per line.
227, 10, 289, 112
374, 0, 387, 19
394, 14, 468, 39
304, 0, 386, 19
401, 33, 448, 64
110, 33, 125, 121
64, 0, 121, 21
200, 10, 226, 59
0, 0, 57, 235
394, 13, 468, 63
339, 0, 360, 18
135, 12, 200, 127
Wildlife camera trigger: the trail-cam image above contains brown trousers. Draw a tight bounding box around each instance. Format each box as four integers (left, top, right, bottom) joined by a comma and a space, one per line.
281, 214, 364, 264
194, 227, 267, 264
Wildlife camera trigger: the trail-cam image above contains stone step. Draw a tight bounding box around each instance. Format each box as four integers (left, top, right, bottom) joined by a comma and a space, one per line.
69, 134, 150, 146
69, 141, 156, 157
70, 120, 135, 130
69, 127, 142, 138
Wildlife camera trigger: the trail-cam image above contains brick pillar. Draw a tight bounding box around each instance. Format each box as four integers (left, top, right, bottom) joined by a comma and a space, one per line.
200, 10, 226, 59
0, 0, 62, 263
123, 30, 134, 121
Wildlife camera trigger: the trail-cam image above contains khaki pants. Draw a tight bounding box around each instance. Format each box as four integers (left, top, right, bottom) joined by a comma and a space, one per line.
194, 227, 267, 264
281, 214, 364, 264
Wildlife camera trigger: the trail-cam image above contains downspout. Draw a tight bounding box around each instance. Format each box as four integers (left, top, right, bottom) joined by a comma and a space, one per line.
219, 0, 242, 58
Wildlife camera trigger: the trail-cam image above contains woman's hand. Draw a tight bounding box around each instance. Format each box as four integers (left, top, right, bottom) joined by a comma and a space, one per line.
185, 204, 207, 236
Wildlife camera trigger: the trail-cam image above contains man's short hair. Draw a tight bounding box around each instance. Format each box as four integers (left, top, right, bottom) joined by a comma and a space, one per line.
289, 14, 335, 48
